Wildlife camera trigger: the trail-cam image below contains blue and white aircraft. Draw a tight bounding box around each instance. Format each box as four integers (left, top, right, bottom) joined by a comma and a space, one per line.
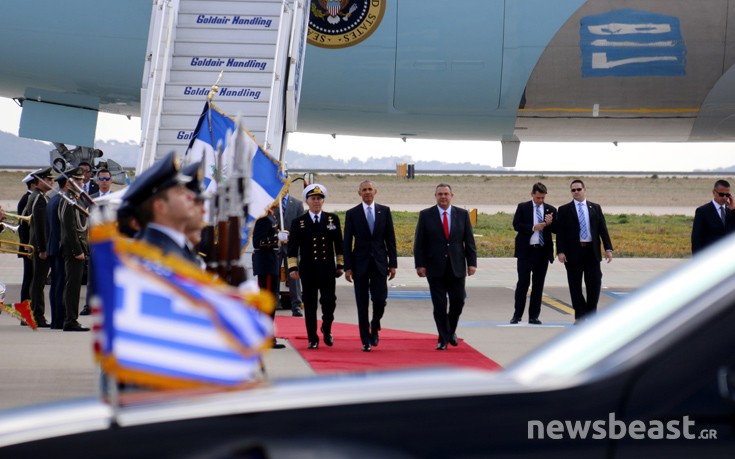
0, 0, 733, 160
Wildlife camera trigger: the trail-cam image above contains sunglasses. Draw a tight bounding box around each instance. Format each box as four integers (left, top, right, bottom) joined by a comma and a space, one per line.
98, 177, 111, 181
571, 188, 583, 192
716, 192, 731, 197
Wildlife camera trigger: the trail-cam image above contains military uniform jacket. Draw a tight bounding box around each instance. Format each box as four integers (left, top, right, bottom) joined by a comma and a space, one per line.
59, 191, 89, 258
287, 211, 344, 276
252, 213, 280, 276
24, 189, 49, 254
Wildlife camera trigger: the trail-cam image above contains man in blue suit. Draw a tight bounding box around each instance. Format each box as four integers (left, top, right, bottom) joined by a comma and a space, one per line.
414, 183, 477, 350
343, 180, 397, 352
47, 174, 69, 329
691, 179, 735, 254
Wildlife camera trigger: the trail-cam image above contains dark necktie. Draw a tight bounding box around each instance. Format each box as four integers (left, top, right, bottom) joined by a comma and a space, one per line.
721, 206, 726, 226
314, 215, 319, 225
443, 211, 449, 240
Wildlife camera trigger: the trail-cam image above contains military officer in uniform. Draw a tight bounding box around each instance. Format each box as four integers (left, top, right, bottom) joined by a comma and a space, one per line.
120, 151, 199, 264
253, 210, 288, 349
23, 167, 55, 328
60, 167, 90, 332
287, 184, 344, 349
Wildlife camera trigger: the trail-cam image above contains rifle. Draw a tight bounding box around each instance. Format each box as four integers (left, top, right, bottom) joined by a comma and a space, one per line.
224, 118, 248, 286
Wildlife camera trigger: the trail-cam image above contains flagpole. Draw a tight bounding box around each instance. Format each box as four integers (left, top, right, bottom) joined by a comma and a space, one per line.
207, 70, 224, 151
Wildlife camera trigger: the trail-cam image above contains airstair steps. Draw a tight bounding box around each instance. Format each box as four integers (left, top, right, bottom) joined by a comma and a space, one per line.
140, 0, 305, 171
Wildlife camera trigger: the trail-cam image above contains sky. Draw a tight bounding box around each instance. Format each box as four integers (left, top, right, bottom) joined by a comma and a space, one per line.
1, 96, 734, 172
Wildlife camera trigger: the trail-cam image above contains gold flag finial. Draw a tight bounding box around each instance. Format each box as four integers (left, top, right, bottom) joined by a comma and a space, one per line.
208, 70, 224, 102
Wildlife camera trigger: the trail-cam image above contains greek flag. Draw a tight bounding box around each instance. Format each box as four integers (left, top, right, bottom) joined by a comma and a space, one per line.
185, 102, 288, 245
93, 225, 274, 388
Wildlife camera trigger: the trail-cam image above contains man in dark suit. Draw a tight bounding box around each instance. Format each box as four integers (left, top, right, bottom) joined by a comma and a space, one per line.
343, 180, 398, 352
120, 151, 199, 265
276, 192, 304, 316
24, 167, 55, 328
691, 179, 735, 254
414, 183, 477, 350
556, 179, 613, 321
78, 161, 99, 196
287, 184, 344, 349
511, 182, 556, 325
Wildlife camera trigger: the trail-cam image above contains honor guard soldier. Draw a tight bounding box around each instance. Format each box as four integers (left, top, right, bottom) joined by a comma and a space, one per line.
59, 167, 90, 331
252, 209, 288, 349
287, 184, 344, 349
23, 167, 55, 327
120, 151, 199, 264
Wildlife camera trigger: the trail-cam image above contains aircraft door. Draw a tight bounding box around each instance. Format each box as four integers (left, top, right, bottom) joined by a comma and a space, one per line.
394, 0, 504, 114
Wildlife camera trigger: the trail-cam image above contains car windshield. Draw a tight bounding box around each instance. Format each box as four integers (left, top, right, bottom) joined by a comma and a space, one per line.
507, 234, 735, 384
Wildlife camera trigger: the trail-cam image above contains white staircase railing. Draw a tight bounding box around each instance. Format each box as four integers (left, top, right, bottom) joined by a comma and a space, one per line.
138, 0, 308, 174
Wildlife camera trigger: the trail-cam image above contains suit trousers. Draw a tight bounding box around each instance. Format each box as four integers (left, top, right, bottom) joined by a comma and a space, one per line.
20, 256, 33, 302
278, 246, 302, 310
563, 246, 602, 320
427, 263, 466, 344
352, 259, 388, 346
257, 273, 279, 321
49, 255, 66, 328
30, 252, 49, 323
301, 271, 337, 343
513, 248, 549, 320
63, 256, 84, 327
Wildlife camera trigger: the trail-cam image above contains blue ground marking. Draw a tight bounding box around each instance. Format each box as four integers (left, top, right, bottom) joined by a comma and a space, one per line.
460, 321, 572, 328
388, 291, 432, 300
602, 291, 628, 300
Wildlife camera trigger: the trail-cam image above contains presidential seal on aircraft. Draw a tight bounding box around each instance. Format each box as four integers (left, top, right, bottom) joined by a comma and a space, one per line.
308, 0, 386, 48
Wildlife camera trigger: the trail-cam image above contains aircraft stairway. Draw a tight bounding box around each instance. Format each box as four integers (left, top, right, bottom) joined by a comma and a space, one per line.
138, 0, 309, 172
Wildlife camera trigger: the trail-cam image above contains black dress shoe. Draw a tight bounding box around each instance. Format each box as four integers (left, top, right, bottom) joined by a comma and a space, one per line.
307, 341, 319, 349
448, 334, 458, 346
79, 305, 91, 316
436, 342, 447, 351
63, 323, 90, 332
36, 320, 51, 328
362, 344, 371, 352
510, 316, 521, 324
272, 342, 286, 349
370, 331, 379, 347
529, 318, 542, 325
291, 308, 303, 317
320, 325, 333, 346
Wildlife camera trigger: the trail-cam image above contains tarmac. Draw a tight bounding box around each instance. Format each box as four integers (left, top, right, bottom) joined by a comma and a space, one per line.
0, 253, 685, 410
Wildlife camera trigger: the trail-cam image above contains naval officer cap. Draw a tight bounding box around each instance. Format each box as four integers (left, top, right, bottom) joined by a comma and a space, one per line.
22, 172, 35, 184
31, 166, 54, 181
181, 160, 207, 200
303, 183, 327, 201
123, 151, 193, 208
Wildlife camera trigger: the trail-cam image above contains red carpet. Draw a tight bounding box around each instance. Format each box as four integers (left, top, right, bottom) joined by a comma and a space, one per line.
274, 316, 501, 374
